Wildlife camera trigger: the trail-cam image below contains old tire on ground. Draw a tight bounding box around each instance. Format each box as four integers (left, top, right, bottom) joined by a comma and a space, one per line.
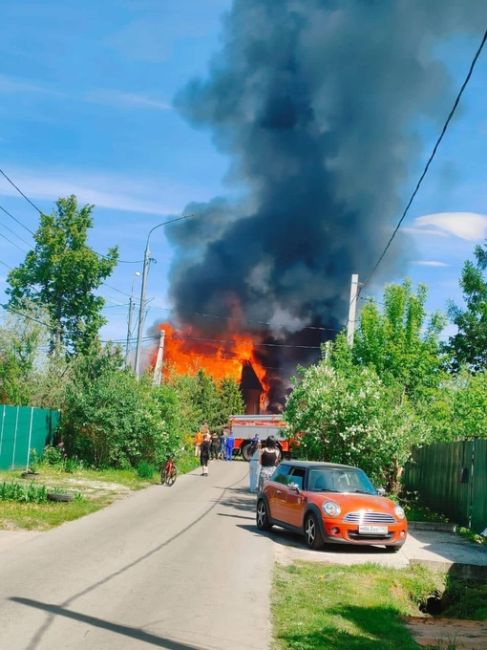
47, 492, 73, 502
256, 498, 272, 531
304, 513, 325, 550
21, 471, 39, 479
241, 443, 252, 462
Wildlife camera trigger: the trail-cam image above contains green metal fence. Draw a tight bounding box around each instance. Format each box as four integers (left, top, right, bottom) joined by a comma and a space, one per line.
0, 405, 60, 471
404, 439, 487, 534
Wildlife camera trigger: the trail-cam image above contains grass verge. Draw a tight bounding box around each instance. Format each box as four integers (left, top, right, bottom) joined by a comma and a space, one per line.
272, 562, 444, 650
0, 449, 199, 531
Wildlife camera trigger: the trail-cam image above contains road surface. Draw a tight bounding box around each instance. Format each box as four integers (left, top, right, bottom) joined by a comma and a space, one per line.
0, 462, 272, 650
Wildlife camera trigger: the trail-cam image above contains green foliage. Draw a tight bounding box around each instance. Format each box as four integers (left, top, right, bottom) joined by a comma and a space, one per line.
136, 461, 156, 479
286, 281, 446, 490
169, 370, 243, 432
352, 280, 445, 400
285, 360, 424, 488
43, 445, 65, 465
448, 242, 487, 371
61, 345, 171, 467
421, 371, 487, 442
442, 574, 487, 619
0, 481, 48, 503
0, 305, 46, 405
273, 562, 443, 650
218, 377, 245, 423
7, 196, 118, 354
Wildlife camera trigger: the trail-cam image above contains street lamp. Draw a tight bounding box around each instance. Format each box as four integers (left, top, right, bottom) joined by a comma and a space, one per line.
134, 214, 196, 377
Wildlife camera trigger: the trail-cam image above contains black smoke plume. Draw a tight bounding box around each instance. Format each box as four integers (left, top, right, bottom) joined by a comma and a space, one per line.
164, 0, 487, 406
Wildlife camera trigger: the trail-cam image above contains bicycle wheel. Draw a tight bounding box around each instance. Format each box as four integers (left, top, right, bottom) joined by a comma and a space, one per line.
165, 466, 177, 487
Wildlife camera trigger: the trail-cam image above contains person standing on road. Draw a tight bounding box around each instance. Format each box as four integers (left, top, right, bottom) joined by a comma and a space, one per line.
258, 437, 280, 491
224, 427, 234, 461
249, 439, 261, 493
200, 432, 211, 476
194, 424, 207, 458
210, 431, 220, 460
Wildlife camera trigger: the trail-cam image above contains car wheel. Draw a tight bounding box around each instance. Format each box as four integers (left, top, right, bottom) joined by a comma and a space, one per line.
256, 499, 272, 531
385, 544, 402, 553
304, 513, 325, 550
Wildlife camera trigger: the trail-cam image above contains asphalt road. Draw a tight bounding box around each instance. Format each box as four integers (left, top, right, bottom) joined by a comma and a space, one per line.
0, 462, 272, 650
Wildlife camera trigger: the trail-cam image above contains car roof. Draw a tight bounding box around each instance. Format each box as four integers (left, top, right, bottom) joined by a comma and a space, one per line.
279, 460, 357, 470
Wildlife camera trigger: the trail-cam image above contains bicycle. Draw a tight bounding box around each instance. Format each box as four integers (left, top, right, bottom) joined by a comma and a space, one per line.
161, 455, 177, 487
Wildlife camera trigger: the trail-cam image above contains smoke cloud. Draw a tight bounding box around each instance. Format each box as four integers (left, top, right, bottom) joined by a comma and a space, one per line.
164, 0, 487, 403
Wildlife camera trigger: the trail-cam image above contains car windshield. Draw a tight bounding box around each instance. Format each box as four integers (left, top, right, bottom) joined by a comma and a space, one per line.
307, 467, 376, 495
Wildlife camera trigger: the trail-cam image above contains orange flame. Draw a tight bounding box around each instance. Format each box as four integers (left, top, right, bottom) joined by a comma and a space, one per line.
154, 322, 269, 394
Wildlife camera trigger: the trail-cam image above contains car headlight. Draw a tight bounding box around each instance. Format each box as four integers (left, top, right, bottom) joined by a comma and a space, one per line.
394, 505, 406, 520
322, 501, 341, 517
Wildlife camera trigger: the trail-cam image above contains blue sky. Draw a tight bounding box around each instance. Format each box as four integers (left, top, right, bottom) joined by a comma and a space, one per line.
0, 0, 486, 346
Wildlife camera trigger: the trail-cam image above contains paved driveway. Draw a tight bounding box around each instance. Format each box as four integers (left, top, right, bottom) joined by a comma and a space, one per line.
0, 462, 272, 650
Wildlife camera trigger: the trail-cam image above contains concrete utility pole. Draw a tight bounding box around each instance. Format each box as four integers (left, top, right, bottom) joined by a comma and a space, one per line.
347, 273, 359, 347
152, 328, 165, 386
134, 214, 197, 378
134, 241, 153, 378
125, 272, 141, 368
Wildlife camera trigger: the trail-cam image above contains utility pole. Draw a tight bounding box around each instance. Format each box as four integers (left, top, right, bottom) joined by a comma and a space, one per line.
125, 295, 134, 367
125, 272, 141, 369
134, 214, 197, 379
152, 328, 165, 386
134, 244, 151, 378
347, 273, 359, 347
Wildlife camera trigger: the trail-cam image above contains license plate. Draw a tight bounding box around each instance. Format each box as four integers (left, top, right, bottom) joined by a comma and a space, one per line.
358, 525, 388, 535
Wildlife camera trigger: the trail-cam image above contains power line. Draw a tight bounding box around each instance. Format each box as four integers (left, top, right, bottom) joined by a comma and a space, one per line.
0, 219, 32, 247
363, 27, 487, 288
0, 167, 43, 214
0, 260, 12, 270
0, 204, 35, 236
0, 230, 28, 253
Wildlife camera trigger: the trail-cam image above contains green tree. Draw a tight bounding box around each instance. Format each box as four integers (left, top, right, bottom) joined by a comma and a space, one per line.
352, 280, 445, 400
448, 242, 487, 371
285, 358, 426, 490
425, 371, 487, 442
0, 305, 46, 405
62, 345, 171, 467
217, 378, 245, 425
7, 196, 118, 354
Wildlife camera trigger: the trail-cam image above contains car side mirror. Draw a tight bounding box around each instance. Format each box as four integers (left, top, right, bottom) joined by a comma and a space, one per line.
377, 487, 386, 496
289, 482, 300, 493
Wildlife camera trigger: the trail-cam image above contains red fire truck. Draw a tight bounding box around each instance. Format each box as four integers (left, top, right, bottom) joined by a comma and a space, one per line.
229, 414, 291, 461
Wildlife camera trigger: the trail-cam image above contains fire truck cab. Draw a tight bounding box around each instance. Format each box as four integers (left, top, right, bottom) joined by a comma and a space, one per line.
229, 414, 291, 461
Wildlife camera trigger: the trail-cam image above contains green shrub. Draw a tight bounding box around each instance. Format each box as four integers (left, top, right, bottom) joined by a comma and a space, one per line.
0, 481, 48, 503
43, 445, 64, 465
136, 461, 155, 479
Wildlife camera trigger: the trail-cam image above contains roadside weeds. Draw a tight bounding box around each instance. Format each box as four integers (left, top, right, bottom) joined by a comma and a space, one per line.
272, 561, 487, 650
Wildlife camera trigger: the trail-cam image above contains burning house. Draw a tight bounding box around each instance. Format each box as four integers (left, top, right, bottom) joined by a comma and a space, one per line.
150, 1, 487, 407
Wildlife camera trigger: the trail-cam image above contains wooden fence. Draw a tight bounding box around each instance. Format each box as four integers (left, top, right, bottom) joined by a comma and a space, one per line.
403, 439, 487, 534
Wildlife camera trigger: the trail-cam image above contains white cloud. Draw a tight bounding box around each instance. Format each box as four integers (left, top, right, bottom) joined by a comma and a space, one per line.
413, 212, 487, 241
0, 74, 61, 96
0, 167, 183, 215
411, 260, 449, 267
402, 226, 448, 238
86, 90, 172, 111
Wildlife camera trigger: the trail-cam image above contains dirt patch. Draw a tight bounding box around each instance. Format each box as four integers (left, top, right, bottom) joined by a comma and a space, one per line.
405, 617, 487, 649
36, 476, 132, 501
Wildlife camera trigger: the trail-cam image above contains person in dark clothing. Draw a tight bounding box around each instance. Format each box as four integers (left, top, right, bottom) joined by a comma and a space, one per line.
200, 433, 211, 476
258, 436, 280, 491
210, 432, 220, 460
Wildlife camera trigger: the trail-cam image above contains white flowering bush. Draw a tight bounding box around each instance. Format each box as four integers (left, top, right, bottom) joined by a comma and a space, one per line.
285, 362, 424, 490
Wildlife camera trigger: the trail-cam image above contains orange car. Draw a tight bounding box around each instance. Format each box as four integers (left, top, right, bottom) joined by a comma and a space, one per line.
256, 460, 407, 551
